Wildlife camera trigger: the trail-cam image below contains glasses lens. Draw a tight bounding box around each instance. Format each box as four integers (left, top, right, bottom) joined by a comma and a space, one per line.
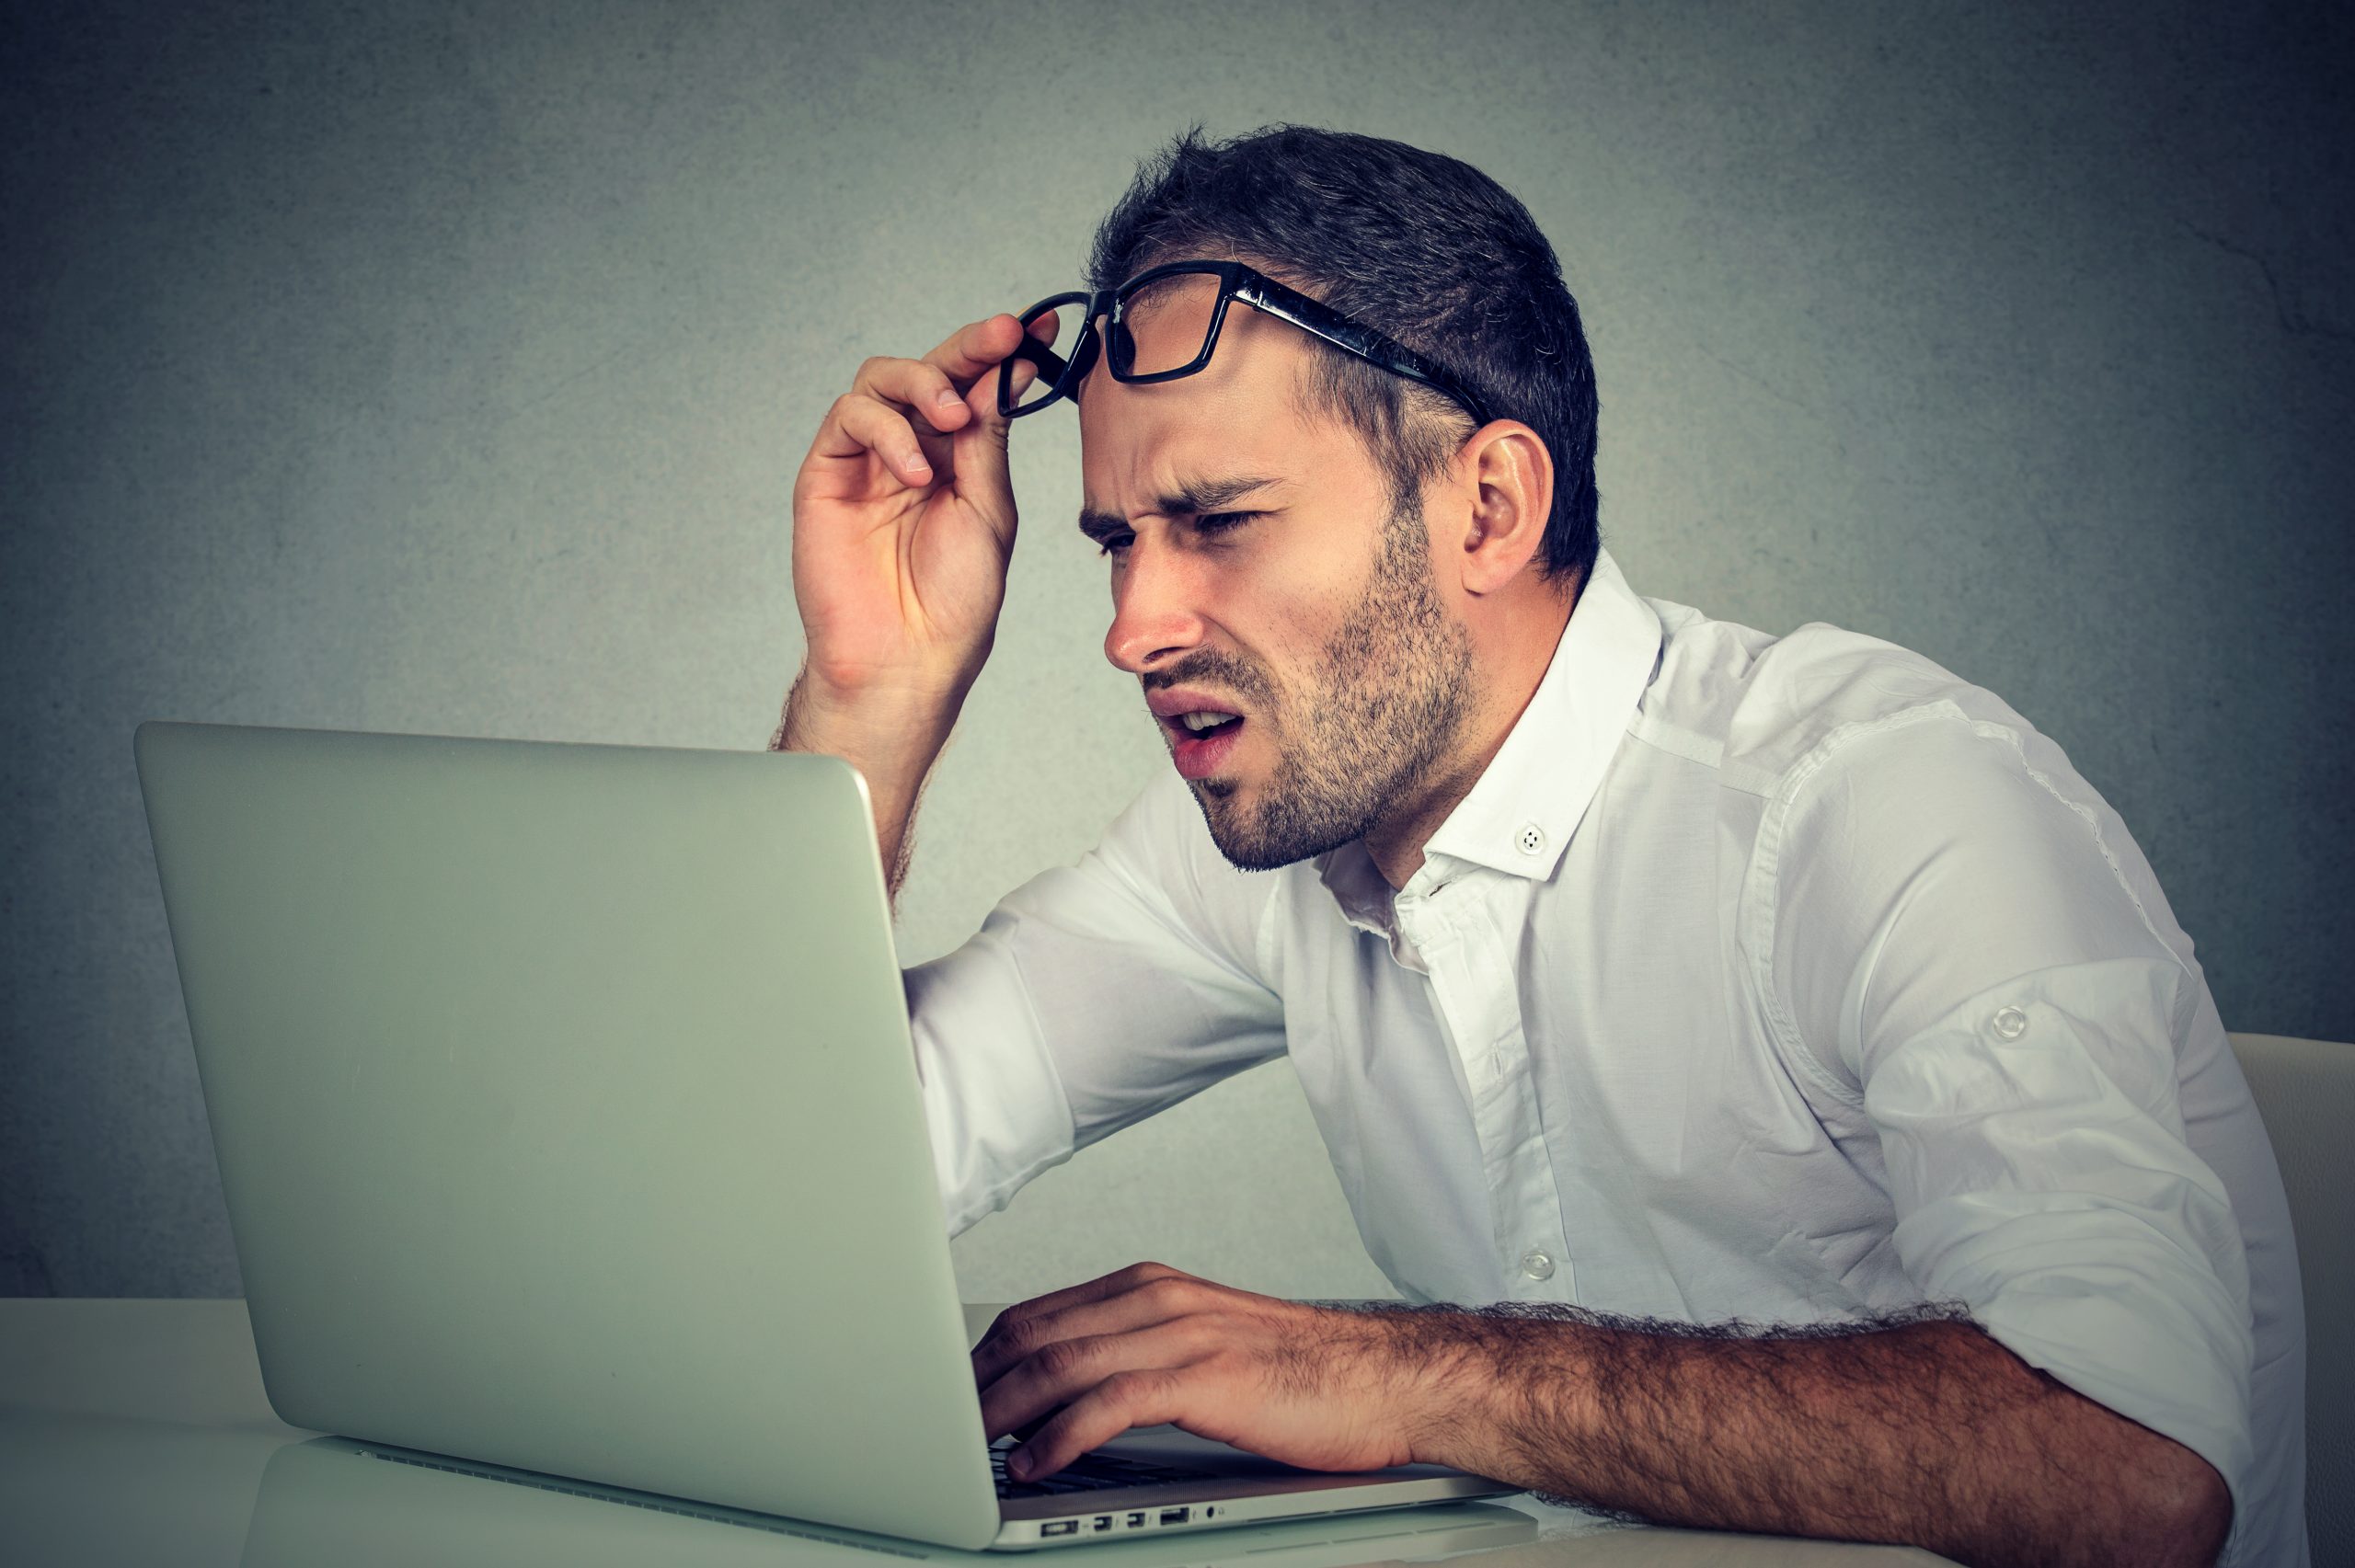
1113, 269, 1223, 377
1003, 298, 1088, 415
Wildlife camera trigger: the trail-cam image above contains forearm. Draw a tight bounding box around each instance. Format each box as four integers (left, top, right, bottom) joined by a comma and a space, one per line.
1397, 1306, 2230, 1568
770, 663, 965, 909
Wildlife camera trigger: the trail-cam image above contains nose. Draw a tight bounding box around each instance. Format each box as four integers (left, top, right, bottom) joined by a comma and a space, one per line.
1102, 536, 1211, 675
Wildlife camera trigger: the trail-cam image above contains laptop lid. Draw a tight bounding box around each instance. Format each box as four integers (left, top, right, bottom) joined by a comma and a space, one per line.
135, 721, 1005, 1549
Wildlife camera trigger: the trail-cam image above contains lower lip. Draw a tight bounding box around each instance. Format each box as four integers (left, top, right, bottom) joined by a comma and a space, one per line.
1171, 718, 1246, 780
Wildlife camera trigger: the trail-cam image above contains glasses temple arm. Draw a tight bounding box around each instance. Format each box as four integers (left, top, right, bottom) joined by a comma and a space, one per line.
1235, 282, 1493, 428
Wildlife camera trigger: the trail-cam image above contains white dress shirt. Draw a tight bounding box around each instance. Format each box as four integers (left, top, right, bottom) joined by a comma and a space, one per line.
903, 545, 2305, 1566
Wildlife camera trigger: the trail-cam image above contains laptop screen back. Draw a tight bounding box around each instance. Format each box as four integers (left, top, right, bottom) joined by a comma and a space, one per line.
136, 722, 1003, 1549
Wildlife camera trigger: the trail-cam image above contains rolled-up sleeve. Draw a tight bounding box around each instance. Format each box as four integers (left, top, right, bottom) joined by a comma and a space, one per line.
1767, 705, 2257, 1551
904, 769, 1289, 1237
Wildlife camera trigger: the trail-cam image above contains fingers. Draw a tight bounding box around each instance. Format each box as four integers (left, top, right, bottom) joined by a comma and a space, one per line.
989, 1261, 1190, 1331
838, 311, 1067, 435
972, 1263, 1194, 1386
978, 1318, 1210, 1443
1007, 1368, 1189, 1483
853, 352, 976, 437
849, 313, 1056, 431
919, 311, 1056, 385
807, 390, 940, 490
959, 311, 1065, 423
808, 314, 1062, 505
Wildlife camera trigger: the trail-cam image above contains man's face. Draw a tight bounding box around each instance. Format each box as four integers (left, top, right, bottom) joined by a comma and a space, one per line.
1074, 280, 1476, 870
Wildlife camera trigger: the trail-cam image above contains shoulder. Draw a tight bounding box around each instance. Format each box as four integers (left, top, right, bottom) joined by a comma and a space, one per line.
1742, 658, 2194, 1082
1693, 614, 2154, 947
1633, 599, 2041, 795
1634, 604, 2172, 941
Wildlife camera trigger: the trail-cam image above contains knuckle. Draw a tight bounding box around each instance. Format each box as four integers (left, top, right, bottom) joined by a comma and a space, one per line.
1200, 1345, 1248, 1379
1034, 1337, 1090, 1380
1176, 1314, 1224, 1356
1098, 1368, 1170, 1413
1141, 1275, 1195, 1310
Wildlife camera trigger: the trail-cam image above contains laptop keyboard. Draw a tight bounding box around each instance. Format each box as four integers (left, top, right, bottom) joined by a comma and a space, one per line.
989, 1436, 1203, 1498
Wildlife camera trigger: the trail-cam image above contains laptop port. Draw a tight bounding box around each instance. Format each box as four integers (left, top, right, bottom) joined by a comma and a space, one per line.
1092, 1516, 1113, 1532
1125, 1512, 1147, 1528
1040, 1520, 1078, 1538
1160, 1507, 1191, 1526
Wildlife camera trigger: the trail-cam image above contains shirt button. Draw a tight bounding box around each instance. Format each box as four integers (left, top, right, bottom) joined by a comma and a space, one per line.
1516, 823, 1546, 856
1519, 1249, 1556, 1281
1991, 1005, 2028, 1040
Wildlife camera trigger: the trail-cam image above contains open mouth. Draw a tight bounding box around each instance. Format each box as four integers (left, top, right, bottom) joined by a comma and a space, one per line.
1163, 710, 1246, 780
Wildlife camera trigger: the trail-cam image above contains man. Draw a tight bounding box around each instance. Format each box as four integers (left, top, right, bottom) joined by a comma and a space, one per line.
773, 126, 2303, 1568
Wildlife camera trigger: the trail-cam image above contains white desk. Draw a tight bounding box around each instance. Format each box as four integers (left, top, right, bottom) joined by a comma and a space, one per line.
0, 1300, 1951, 1567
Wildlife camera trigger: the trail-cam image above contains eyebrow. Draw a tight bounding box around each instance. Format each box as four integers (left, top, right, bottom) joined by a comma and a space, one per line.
1077, 475, 1284, 543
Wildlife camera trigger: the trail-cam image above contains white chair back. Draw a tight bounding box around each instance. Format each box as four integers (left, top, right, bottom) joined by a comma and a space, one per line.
2231, 1031, 2352, 1567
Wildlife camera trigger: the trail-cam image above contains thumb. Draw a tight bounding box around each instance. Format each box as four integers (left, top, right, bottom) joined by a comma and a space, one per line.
951, 316, 1053, 536
951, 355, 1019, 510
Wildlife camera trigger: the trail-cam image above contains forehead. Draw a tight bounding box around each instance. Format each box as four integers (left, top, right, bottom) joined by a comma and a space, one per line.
1074, 296, 1369, 517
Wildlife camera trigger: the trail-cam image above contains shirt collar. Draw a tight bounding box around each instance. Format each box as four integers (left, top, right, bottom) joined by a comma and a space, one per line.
1315, 544, 1663, 911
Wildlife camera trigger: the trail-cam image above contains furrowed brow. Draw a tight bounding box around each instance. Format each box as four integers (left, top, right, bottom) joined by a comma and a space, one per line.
1077, 474, 1283, 542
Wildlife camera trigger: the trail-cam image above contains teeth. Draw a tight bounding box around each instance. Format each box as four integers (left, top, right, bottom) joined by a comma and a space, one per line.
1180, 711, 1238, 732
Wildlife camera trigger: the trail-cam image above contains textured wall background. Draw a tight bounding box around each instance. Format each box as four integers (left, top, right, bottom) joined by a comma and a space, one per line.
4, 0, 2349, 1300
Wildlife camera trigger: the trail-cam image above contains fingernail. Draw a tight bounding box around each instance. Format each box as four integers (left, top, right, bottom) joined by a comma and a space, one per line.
936, 390, 964, 410
1007, 1449, 1031, 1479
906, 452, 931, 475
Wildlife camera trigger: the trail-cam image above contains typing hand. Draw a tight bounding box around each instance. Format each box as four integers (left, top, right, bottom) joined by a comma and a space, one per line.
969, 1262, 1437, 1482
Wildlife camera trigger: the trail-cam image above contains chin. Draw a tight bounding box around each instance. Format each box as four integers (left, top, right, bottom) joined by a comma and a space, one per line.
1190, 782, 1265, 866
1189, 772, 1351, 871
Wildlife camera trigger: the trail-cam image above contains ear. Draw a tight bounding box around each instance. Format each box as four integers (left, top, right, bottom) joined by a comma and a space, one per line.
1451, 422, 1555, 596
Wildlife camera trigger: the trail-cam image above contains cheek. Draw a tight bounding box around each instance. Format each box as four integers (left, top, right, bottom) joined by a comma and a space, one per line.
1246, 566, 1346, 665
1235, 610, 1339, 721
1258, 614, 1326, 682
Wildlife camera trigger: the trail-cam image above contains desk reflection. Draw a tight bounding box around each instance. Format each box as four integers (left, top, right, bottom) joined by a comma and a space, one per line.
3, 1300, 1956, 1568
236, 1435, 1947, 1568
236, 1436, 1540, 1568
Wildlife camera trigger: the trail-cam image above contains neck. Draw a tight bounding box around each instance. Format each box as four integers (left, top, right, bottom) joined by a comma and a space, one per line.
1362, 574, 1581, 890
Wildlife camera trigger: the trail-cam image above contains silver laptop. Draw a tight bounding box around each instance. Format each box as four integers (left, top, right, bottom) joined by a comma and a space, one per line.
134, 721, 1523, 1551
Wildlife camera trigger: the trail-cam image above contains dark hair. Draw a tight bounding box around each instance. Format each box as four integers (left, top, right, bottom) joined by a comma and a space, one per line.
1086, 123, 1600, 591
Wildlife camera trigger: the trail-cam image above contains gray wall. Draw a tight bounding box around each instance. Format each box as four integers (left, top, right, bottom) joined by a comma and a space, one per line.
4, 0, 2349, 1300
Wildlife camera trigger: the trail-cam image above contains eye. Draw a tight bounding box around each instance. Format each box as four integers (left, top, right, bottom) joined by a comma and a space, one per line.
1192, 510, 1259, 537
1093, 511, 1260, 558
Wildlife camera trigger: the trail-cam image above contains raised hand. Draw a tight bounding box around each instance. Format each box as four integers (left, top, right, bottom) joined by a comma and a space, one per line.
789, 311, 1059, 704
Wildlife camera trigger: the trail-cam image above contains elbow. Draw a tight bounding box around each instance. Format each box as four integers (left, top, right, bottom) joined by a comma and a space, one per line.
2133, 1442, 2233, 1568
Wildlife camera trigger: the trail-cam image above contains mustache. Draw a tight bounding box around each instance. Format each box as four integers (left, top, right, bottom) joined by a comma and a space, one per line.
1141, 657, 1272, 704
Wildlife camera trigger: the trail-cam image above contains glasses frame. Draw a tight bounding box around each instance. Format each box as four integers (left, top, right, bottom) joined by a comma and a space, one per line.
996, 258, 1496, 429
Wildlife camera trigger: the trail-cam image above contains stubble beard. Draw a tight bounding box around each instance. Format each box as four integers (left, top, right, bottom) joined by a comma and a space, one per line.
1193, 494, 1476, 871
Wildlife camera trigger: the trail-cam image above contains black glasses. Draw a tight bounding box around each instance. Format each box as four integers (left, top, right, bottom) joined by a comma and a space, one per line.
996, 259, 1495, 429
